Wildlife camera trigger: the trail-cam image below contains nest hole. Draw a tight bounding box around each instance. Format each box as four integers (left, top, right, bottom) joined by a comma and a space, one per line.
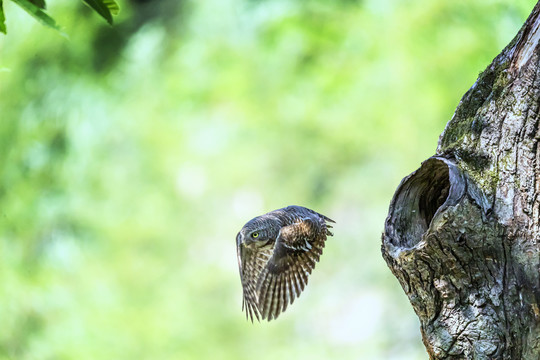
419, 169, 451, 227
386, 158, 462, 249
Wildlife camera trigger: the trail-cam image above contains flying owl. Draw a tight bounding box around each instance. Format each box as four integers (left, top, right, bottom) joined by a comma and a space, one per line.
236, 205, 335, 322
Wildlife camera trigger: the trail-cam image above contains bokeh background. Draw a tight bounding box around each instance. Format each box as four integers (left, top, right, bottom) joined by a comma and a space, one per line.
0, 0, 535, 358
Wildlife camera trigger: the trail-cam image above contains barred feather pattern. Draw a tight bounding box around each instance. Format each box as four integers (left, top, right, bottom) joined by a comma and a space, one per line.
237, 241, 273, 322
236, 206, 334, 322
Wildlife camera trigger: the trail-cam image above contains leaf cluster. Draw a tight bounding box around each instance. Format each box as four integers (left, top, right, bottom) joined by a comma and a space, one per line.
0, 0, 119, 34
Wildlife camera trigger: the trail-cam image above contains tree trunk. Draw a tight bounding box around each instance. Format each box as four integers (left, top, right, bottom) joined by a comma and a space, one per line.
382, 3, 540, 359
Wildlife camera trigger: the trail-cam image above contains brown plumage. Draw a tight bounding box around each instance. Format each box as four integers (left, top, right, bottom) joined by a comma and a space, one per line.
236, 205, 334, 322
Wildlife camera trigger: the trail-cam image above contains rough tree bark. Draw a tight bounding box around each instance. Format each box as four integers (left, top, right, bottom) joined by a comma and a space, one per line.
382, 3, 540, 359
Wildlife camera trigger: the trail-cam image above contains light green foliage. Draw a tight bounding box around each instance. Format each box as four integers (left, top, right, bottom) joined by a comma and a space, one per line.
0, 0, 534, 359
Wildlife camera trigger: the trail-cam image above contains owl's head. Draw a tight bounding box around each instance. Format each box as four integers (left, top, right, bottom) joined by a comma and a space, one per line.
236, 215, 282, 248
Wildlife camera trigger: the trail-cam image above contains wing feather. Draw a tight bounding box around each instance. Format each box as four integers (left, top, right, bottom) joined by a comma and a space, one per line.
237, 234, 273, 322
256, 214, 333, 321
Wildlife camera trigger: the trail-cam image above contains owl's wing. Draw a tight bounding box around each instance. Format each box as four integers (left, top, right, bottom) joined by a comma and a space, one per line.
256, 215, 333, 321
236, 233, 273, 322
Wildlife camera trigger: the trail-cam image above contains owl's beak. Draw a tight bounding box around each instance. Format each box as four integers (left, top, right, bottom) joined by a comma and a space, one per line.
242, 236, 256, 246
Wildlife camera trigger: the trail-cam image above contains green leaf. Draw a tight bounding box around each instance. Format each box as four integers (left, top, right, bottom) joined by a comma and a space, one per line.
11, 0, 62, 33
29, 0, 46, 10
82, 0, 120, 25
0, 0, 6, 34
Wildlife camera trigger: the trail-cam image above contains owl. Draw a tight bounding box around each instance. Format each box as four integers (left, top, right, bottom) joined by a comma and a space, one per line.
236, 205, 334, 322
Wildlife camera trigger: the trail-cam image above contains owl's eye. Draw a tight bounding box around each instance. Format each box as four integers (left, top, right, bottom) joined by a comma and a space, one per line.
251, 232, 259, 239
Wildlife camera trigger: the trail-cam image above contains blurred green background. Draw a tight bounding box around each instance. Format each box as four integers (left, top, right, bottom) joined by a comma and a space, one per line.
0, 0, 535, 359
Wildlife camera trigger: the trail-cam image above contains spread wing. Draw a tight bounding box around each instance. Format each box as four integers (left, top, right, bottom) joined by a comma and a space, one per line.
236, 233, 273, 322
256, 215, 334, 321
